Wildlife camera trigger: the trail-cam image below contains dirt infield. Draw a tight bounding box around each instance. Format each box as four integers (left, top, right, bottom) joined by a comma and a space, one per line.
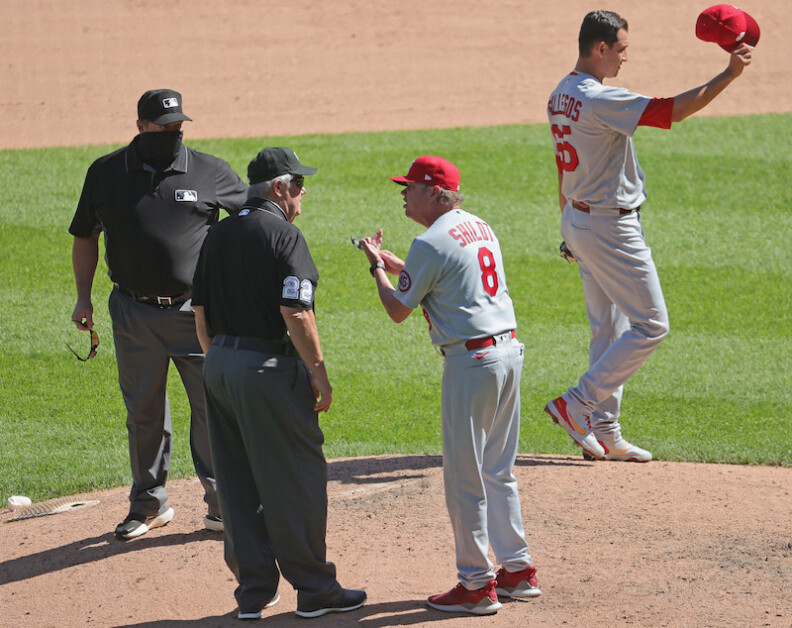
1, 1, 791, 626
0, 0, 788, 150
3, 455, 792, 627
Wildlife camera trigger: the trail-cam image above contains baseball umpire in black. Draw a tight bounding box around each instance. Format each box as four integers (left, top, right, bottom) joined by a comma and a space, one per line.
192, 147, 366, 620
69, 89, 248, 540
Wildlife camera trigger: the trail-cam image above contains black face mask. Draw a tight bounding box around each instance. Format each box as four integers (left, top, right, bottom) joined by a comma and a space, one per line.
136, 130, 183, 170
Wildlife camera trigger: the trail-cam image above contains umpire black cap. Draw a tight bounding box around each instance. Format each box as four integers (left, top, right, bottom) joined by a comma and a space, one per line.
248, 147, 318, 184
137, 89, 192, 125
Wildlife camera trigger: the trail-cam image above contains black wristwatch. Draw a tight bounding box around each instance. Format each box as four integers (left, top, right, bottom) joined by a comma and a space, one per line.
369, 261, 385, 276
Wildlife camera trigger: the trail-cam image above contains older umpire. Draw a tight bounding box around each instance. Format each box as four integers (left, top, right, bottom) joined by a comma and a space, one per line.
192, 147, 366, 620
69, 89, 248, 539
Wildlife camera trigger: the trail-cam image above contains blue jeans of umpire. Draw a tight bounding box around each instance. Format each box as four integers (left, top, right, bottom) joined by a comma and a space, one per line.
109, 288, 219, 518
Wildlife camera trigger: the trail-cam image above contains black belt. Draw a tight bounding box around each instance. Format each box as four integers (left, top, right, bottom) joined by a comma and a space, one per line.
115, 285, 190, 307
571, 200, 638, 215
213, 334, 297, 357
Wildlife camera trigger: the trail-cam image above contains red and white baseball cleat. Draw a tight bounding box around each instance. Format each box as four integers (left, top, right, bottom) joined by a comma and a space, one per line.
544, 396, 605, 458
427, 580, 501, 615
495, 565, 542, 600
583, 432, 652, 462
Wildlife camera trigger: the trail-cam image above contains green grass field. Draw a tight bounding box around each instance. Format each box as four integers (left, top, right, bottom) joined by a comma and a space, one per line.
1, 114, 790, 501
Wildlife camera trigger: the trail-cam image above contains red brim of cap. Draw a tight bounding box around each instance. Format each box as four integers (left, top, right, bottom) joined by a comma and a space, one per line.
390, 176, 411, 185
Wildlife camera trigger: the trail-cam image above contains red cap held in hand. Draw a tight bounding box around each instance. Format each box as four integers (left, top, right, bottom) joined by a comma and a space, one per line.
696, 4, 760, 52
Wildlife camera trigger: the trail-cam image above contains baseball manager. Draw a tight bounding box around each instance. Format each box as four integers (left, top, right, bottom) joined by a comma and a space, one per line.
358, 156, 540, 615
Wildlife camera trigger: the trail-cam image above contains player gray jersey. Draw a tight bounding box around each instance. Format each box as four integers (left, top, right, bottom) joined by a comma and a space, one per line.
548, 72, 651, 210
395, 209, 516, 346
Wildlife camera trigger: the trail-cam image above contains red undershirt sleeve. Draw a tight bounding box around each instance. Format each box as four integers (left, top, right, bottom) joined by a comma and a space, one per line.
638, 97, 674, 129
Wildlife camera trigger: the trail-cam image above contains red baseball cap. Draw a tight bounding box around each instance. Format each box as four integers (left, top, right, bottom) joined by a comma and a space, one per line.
390, 156, 461, 192
695, 4, 760, 52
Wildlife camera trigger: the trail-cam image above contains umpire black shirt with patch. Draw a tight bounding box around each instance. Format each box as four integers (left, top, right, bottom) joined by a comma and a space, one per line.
192, 197, 319, 341
69, 136, 248, 297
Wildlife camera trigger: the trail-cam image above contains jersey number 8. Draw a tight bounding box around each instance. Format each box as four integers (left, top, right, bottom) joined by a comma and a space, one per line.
478, 247, 499, 297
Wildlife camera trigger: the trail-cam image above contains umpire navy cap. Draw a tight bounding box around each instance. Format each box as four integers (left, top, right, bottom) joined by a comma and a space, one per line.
248, 147, 318, 184
137, 89, 192, 125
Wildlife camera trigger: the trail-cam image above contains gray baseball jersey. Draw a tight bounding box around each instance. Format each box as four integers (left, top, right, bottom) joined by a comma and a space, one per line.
394, 208, 516, 345
391, 205, 531, 588
546, 70, 673, 449
548, 71, 652, 210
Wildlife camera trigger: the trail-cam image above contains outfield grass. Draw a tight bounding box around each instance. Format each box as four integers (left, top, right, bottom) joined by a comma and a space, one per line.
1, 114, 790, 501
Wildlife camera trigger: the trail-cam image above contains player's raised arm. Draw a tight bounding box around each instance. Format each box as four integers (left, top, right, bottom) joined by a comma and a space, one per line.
671, 5, 759, 122
671, 43, 752, 123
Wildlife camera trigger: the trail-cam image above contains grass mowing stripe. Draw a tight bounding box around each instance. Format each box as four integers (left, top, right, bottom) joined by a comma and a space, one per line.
663, 265, 791, 337
0, 114, 789, 501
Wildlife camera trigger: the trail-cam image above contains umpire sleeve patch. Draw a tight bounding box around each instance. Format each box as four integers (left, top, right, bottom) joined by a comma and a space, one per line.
283, 276, 314, 305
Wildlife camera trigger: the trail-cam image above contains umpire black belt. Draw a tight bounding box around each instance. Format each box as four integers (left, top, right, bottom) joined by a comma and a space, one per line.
213, 334, 298, 357
115, 284, 191, 307
571, 200, 638, 215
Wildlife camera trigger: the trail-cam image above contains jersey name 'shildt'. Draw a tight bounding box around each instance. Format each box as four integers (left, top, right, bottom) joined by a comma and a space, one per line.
395, 209, 515, 347
448, 219, 496, 247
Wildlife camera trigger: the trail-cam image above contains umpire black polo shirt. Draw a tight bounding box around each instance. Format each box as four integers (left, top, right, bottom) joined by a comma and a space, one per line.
69, 136, 248, 297
192, 197, 319, 341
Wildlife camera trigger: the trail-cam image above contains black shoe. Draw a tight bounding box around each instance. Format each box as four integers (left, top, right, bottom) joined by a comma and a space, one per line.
237, 592, 280, 619
114, 507, 174, 540
295, 588, 367, 618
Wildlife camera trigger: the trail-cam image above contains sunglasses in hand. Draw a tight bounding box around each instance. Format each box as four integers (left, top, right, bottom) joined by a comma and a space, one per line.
66, 328, 100, 362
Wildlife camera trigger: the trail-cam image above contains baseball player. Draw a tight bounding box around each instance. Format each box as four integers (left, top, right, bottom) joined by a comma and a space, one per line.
545, 10, 753, 461
358, 156, 540, 616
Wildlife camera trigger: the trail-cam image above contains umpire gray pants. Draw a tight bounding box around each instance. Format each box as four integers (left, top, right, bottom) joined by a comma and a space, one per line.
561, 204, 670, 432
202, 340, 342, 614
109, 288, 218, 518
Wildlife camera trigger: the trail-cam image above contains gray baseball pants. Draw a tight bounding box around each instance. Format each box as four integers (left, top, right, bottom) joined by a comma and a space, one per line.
201, 340, 342, 614
109, 288, 218, 518
440, 335, 532, 589
561, 204, 670, 433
